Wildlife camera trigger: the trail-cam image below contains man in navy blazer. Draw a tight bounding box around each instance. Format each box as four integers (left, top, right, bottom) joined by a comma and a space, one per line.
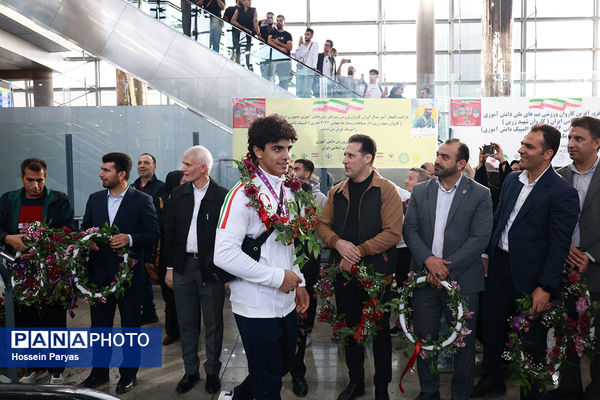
472, 125, 580, 399
79, 153, 159, 395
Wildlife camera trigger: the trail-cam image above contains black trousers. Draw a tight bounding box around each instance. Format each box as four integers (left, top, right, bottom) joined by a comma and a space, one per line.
233, 311, 297, 400
159, 264, 179, 338
291, 258, 320, 379
395, 246, 412, 289
16, 304, 67, 374
481, 249, 549, 387
335, 274, 392, 387
89, 286, 141, 380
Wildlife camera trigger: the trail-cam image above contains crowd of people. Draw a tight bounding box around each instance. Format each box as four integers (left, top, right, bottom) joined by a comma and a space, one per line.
1, 114, 599, 400
190, 0, 423, 98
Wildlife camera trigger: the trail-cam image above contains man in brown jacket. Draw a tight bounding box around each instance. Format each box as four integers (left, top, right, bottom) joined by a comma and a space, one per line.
317, 134, 403, 400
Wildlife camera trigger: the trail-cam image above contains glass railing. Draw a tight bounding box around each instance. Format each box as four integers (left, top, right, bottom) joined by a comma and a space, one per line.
127, 0, 363, 98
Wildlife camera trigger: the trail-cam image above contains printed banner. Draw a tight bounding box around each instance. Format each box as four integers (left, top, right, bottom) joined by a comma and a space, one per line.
450, 99, 481, 127
451, 97, 600, 167
0, 328, 162, 367
232, 98, 266, 128
232, 98, 438, 168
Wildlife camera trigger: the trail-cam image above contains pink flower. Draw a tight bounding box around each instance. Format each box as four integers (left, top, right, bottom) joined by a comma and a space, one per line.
568, 272, 581, 283
576, 297, 588, 313
460, 326, 472, 336
244, 184, 259, 198
465, 311, 475, 319
451, 281, 460, 291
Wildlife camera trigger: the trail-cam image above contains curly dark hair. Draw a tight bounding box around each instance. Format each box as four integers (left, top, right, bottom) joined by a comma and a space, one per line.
247, 114, 298, 158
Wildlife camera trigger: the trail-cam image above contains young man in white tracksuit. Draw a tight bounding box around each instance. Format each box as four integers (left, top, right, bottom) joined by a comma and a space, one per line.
214, 114, 310, 400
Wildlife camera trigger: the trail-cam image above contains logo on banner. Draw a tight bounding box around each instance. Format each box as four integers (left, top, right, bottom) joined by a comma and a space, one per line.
1, 328, 161, 367
528, 98, 582, 110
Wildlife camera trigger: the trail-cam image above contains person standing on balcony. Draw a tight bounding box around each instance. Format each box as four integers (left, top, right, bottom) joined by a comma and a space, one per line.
294, 28, 319, 98
231, 0, 260, 71
197, 0, 226, 52
267, 15, 292, 90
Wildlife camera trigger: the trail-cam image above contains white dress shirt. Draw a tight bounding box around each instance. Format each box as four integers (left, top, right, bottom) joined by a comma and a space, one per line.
498, 166, 550, 252
432, 176, 462, 258
186, 180, 210, 253
295, 41, 319, 74
107, 186, 132, 246
570, 156, 598, 262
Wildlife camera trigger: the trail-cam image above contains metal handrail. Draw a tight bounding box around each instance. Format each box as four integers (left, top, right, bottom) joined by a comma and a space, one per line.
0, 248, 17, 383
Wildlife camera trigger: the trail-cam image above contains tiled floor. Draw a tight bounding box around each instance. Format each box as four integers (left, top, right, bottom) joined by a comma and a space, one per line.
47, 285, 590, 399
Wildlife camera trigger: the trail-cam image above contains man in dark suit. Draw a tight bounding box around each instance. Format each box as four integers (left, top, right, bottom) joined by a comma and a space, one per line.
162, 145, 228, 395
79, 152, 160, 395
403, 138, 493, 400
472, 124, 580, 399
543, 116, 600, 400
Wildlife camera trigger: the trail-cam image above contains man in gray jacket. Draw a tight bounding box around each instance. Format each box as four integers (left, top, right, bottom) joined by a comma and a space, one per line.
544, 116, 600, 400
403, 138, 493, 400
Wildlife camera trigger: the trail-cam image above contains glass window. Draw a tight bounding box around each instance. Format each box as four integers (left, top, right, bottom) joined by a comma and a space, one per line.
255, 1, 307, 24
99, 61, 117, 88
513, 0, 522, 18
453, 83, 481, 97
526, 51, 593, 80
526, 0, 593, 18
526, 21, 593, 49
456, 0, 482, 19
526, 81, 593, 97
452, 22, 481, 51
436, 22, 450, 51
382, 54, 417, 82
512, 52, 522, 82
436, 54, 450, 81
382, 0, 418, 21
453, 53, 481, 81
513, 21, 521, 51
311, 0, 377, 22
100, 90, 117, 106
312, 25, 378, 53
435, 1, 450, 20
383, 24, 416, 51
12, 91, 27, 107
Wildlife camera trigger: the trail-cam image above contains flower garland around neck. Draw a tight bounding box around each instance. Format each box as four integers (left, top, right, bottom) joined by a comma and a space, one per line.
234, 153, 321, 267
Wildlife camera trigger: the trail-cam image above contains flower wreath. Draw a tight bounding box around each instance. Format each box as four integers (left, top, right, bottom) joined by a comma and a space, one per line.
503, 268, 599, 393
10, 222, 75, 309
65, 223, 136, 307
396, 270, 474, 393
234, 154, 321, 266
9, 221, 135, 315
315, 262, 391, 345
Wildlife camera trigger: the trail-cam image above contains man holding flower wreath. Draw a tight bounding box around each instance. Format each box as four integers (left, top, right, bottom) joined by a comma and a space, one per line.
0, 157, 75, 385
317, 134, 403, 400
79, 152, 159, 395
403, 138, 493, 400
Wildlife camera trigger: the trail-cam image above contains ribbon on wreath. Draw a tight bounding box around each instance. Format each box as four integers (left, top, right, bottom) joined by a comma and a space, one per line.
51, 274, 78, 318
399, 338, 422, 394
353, 298, 378, 341
258, 202, 271, 231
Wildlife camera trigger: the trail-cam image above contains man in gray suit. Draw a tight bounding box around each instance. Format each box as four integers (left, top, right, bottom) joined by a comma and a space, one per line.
544, 116, 600, 400
404, 138, 493, 400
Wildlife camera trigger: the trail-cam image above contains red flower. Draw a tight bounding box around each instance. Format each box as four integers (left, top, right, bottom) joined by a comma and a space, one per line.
244, 184, 259, 198
61, 226, 72, 235
242, 159, 259, 174
285, 177, 303, 192
568, 272, 581, 283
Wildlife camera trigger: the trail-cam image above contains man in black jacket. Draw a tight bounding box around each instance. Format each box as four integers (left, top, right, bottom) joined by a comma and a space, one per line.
163, 145, 229, 395
0, 158, 75, 385
79, 152, 160, 394
317, 135, 403, 400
